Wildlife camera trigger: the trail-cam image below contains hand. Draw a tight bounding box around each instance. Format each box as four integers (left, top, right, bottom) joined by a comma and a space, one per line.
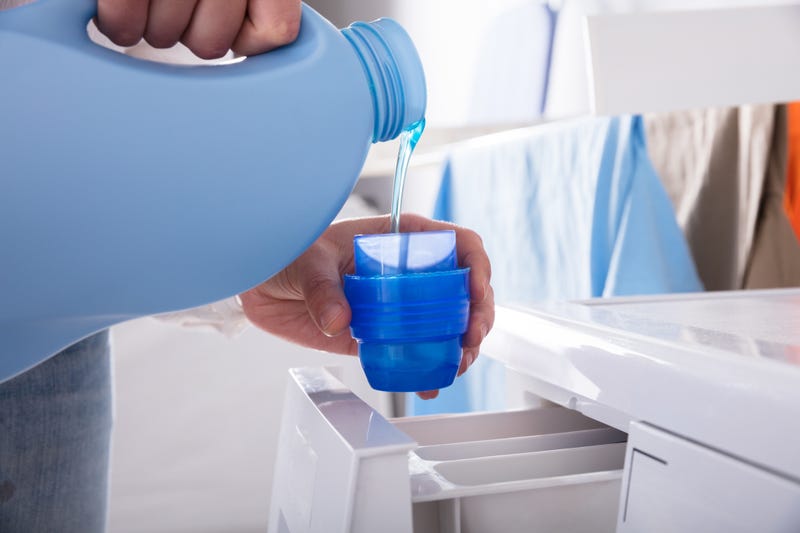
96, 0, 302, 59
239, 214, 495, 399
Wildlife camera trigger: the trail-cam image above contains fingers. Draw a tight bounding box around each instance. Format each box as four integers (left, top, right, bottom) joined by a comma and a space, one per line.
457, 349, 477, 377
233, 0, 302, 56
460, 280, 495, 371
416, 390, 440, 400
182, 0, 248, 59
457, 232, 492, 304
292, 243, 352, 338
331, 215, 492, 298
408, 216, 491, 303
461, 283, 495, 349
143, 0, 197, 49
329, 213, 495, 375
97, 0, 150, 47
97, 0, 301, 59
398, 213, 493, 303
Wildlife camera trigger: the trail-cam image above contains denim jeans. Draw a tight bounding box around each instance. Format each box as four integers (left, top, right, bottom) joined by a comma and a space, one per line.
0, 331, 113, 532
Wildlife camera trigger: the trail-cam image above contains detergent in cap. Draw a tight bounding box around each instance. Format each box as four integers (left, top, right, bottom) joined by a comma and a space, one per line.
344, 231, 470, 392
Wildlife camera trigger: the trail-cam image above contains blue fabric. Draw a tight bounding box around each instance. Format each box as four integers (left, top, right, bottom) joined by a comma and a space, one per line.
412, 116, 703, 416
0, 332, 113, 533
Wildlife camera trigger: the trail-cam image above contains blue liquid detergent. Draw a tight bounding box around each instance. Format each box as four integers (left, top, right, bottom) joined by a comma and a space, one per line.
390, 118, 426, 234
343, 118, 470, 392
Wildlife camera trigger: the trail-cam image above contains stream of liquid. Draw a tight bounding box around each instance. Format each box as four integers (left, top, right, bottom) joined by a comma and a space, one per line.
389, 118, 426, 234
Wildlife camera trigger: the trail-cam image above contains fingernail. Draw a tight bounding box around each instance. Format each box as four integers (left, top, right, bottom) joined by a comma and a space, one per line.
320, 303, 344, 336
480, 324, 488, 339
457, 350, 474, 376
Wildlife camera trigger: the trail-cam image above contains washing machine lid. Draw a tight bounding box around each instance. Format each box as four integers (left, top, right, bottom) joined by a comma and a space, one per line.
484, 288, 800, 480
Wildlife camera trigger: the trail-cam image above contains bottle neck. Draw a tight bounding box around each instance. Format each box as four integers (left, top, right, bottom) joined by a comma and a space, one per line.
341, 19, 426, 143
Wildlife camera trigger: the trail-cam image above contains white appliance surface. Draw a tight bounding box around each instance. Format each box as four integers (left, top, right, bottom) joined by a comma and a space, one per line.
484, 289, 800, 482
580, 290, 800, 363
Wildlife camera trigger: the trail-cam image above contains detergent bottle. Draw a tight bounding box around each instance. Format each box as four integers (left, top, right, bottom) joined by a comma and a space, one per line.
0, 0, 426, 381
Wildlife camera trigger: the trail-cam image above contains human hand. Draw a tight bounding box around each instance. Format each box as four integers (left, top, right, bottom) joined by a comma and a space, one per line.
96, 0, 302, 59
239, 214, 495, 399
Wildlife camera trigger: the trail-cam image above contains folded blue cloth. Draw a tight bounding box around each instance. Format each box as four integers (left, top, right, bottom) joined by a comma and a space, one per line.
411, 115, 703, 415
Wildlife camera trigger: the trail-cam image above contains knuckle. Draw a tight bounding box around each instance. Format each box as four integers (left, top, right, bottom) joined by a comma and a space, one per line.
189, 40, 231, 60
303, 272, 336, 299
105, 27, 143, 47
465, 227, 483, 245
145, 36, 178, 49
462, 250, 484, 271
405, 213, 425, 225
246, 17, 301, 53
144, 30, 179, 49
270, 16, 301, 46
97, 1, 147, 47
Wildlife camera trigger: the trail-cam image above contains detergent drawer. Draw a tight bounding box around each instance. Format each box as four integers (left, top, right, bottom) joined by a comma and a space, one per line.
268, 367, 627, 533
618, 422, 800, 533
398, 407, 627, 533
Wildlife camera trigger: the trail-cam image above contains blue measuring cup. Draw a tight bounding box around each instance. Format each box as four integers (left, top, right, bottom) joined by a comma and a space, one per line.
344, 230, 470, 392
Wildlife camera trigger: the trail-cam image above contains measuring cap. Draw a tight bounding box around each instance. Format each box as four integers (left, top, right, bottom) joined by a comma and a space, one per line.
344, 230, 470, 392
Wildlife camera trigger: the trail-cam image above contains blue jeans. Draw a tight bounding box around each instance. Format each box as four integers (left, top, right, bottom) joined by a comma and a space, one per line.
0, 331, 113, 532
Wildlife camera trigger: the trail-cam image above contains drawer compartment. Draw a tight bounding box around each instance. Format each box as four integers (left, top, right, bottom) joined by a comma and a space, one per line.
402, 406, 626, 533
393, 406, 607, 445
411, 442, 625, 533
393, 404, 625, 462
434, 441, 626, 486
415, 427, 625, 461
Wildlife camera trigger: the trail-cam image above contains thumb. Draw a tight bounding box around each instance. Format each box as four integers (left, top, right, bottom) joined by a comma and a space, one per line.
294, 256, 352, 337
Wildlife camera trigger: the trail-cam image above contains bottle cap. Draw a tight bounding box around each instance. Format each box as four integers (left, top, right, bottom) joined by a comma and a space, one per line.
341, 18, 426, 142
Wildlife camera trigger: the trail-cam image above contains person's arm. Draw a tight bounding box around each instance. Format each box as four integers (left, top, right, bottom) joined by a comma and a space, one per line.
96, 0, 302, 59
0, 0, 33, 10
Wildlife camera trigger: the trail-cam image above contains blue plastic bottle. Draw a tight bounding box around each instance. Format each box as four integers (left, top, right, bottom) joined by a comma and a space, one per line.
0, 0, 425, 382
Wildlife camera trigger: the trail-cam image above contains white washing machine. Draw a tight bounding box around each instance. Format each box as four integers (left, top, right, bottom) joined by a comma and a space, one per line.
269, 288, 800, 532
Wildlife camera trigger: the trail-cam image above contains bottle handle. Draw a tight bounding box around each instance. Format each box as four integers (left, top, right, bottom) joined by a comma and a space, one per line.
1, 0, 320, 75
